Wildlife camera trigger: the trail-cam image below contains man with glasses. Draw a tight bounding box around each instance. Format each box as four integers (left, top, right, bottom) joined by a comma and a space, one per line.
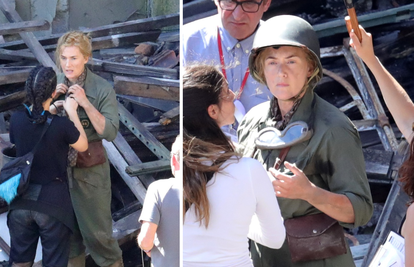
183, 0, 273, 117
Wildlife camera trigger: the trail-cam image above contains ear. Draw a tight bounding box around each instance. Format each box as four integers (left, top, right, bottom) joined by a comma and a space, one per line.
83, 56, 90, 65
307, 64, 314, 78
51, 90, 57, 99
214, 0, 220, 8
263, 0, 271, 12
207, 104, 219, 121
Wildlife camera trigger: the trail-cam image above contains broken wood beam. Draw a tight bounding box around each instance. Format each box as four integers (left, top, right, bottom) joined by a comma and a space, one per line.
0, 19, 49, 35
0, 68, 30, 85
103, 140, 147, 204
0, 90, 25, 112
114, 76, 179, 101
159, 106, 179, 125
0, 47, 36, 61
36, 31, 162, 52
112, 209, 141, 245
118, 95, 178, 112
126, 159, 171, 176
0, 13, 179, 50
113, 132, 155, 188
0, 0, 57, 71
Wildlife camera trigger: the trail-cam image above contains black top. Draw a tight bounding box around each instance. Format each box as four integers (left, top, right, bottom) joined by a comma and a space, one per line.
8, 110, 80, 231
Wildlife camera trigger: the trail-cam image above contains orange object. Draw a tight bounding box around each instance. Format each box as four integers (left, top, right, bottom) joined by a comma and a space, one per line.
344, 0, 362, 42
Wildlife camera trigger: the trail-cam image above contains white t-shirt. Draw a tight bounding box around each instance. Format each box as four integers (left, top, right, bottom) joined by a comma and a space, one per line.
183, 156, 285, 267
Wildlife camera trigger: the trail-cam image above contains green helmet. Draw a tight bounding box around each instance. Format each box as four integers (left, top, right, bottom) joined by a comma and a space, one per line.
249, 15, 323, 84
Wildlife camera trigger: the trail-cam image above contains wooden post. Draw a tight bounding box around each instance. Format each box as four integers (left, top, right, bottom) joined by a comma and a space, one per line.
0, 0, 57, 71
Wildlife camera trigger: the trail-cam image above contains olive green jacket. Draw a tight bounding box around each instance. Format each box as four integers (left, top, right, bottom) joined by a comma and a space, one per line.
57, 68, 119, 143
237, 89, 373, 266
57, 68, 119, 187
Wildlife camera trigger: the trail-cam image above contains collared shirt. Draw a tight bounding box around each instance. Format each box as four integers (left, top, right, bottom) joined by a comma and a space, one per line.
183, 15, 273, 113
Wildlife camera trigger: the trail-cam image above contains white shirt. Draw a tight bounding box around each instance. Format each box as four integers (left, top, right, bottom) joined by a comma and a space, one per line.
183, 156, 285, 267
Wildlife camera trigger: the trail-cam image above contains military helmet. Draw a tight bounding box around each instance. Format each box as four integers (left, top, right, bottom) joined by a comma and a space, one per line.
249, 15, 323, 84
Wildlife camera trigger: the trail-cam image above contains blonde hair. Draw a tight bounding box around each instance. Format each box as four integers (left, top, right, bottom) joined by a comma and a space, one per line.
55, 31, 92, 70
253, 46, 321, 93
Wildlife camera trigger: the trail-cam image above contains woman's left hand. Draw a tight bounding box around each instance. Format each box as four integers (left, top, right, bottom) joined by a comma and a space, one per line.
269, 161, 315, 200
68, 84, 89, 108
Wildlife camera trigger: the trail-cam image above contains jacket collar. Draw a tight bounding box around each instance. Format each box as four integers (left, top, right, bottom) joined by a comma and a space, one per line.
83, 67, 98, 100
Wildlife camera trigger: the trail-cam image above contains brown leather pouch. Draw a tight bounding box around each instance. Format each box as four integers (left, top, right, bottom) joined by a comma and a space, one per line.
76, 140, 106, 168
284, 213, 347, 262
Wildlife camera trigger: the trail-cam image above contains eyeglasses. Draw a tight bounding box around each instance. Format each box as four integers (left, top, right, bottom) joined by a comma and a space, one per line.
218, 0, 264, 13
255, 121, 313, 150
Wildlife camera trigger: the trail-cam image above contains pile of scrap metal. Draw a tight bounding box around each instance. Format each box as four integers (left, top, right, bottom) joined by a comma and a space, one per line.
0, 0, 179, 263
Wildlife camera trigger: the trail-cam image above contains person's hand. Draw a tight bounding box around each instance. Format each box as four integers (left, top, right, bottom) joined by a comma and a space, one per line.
63, 95, 79, 115
269, 161, 315, 200
349, 25, 376, 66
145, 250, 151, 257
67, 84, 89, 108
55, 83, 69, 99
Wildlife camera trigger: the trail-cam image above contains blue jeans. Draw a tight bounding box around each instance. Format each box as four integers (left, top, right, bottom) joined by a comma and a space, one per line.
7, 209, 71, 267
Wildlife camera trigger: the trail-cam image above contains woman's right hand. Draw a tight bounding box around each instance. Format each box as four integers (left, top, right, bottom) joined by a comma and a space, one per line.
55, 83, 69, 99
349, 25, 376, 66
64, 96, 79, 115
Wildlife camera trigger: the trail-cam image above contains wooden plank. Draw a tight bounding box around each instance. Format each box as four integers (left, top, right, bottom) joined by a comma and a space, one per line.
0, 13, 179, 50
117, 95, 178, 112
126, 159, 171, 176
0, 19, 49, 35
363, 148, 393, 180
113, 133, 155, 188
36, 31, 161, 52
102, 140, 147, 204
159, 106, 179, 125
0, 47, 35, 61
118, 103, 170, 161
0, 68, 30, 85
90, 59, 178, 79
112, 209, 141, 245
0, 0, 57, 71
0, 90, 25, 112
114, 75, 179, 101
0, 235, 10, 256
361, 141, 410, 266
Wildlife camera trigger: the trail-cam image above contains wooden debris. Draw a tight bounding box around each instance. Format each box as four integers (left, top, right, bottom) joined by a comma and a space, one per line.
34, 31, 162, 52
0, 68, 30, 85
0, 0, 56, 70
114, 76, 179, 101
89, 59, 178, 79
0, 20, 49, 35
135, 42, 158, 56
0, 13, 179, 51
126, 159, 171, 176
0, 90, 26, 113
112, 133, 155, 188
149, 49, 179, 68
0, 48, 35, 61
159, 106, 179, 125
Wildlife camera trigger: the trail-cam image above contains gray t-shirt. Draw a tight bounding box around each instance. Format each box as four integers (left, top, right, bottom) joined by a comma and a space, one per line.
139, 178, 180, 267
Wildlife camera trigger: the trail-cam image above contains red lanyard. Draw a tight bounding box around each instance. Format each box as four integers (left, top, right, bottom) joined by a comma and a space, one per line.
217, 28, 250, 100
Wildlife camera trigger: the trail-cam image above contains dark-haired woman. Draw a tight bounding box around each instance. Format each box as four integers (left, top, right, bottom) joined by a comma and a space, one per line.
7, 66, 87, 267
182, 65, 285, 267
350, 25, 414, 266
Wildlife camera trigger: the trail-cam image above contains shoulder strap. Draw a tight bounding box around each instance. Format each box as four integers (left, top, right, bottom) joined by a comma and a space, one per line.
32, 116, 53, 154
